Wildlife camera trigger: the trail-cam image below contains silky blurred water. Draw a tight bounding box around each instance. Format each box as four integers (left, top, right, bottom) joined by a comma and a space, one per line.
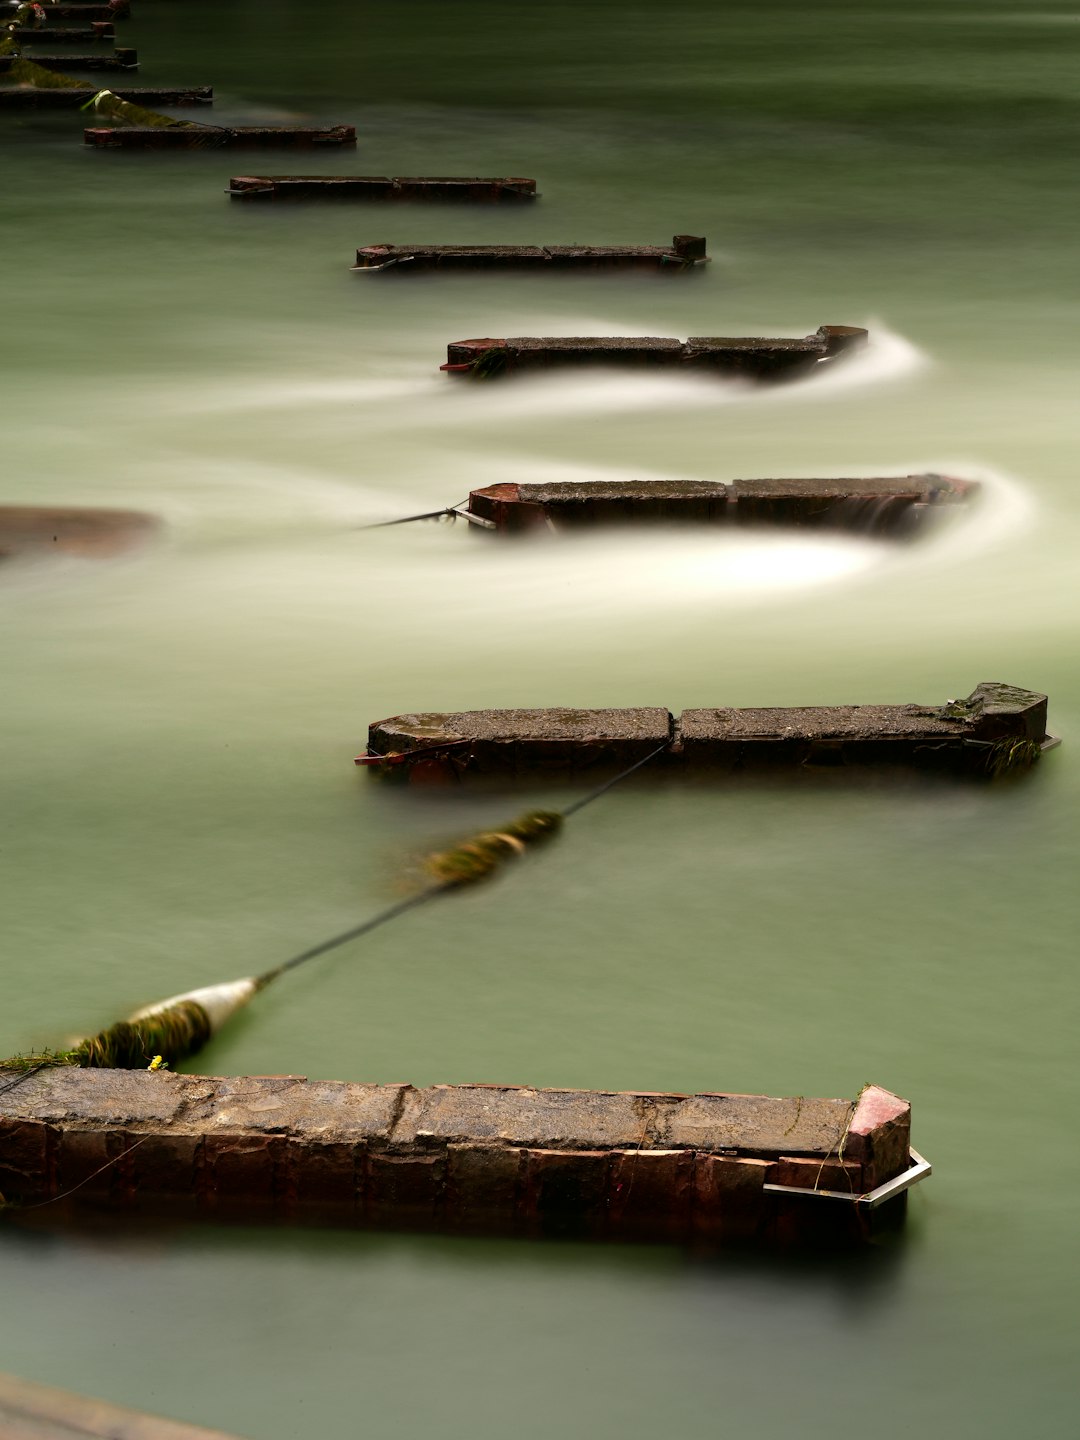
2, 2, 1079, 1436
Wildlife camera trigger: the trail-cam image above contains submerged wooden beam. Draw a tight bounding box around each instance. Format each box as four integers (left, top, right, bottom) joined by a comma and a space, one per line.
12, 21, 114, 39
466, 474, 977, 537
85, 122, 356, 148
361, 683, 1053, 782
0, 47, 137, 70
353, 234, 708, 272
0, 84, 211, 107
0, 505, 159, 561
441, 326, 868, 379
228, 174, 537, 201
29, 1, 131, 17
0, 1372, 244, 1440
0, 1069, 922, 1245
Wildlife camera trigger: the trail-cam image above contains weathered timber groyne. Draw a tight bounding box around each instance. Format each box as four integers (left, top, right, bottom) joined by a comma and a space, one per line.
360, 683, 1053, 782
441, 325, 867, 379
465, 474, 975, 536
229, 174, 538, 202
0, 1069, 925, 1244
85, 122, 356, 148
12, 21, 113, 39
353, 235, 707, 272
0, 46, 137, 69
0, 84, 211, 107
20, 1, 130, 16
0, 1372, 245, 1440
0, 505, 159, 562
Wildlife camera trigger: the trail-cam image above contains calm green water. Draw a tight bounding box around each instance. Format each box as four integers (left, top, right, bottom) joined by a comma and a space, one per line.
3, 2, 1079, 1435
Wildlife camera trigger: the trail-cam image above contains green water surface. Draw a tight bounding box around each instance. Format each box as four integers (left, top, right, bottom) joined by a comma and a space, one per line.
2, 2, 1079, 1436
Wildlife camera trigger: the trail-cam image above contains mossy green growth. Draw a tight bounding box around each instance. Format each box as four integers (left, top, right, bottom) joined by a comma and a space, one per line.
470, 348, 510, 379
427, 808, 563, 887
985, 736, 1041, 779
1, 999, 213, 1074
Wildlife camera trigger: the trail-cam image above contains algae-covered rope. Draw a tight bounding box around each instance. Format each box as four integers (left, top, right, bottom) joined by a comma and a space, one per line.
261, 741, 669, 978
0, 743, 669, 1076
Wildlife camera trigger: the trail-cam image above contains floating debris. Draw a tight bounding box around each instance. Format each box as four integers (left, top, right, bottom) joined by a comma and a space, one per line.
353, 234, 708, 272
440, 326, 868, 379
228, 174, 537, 202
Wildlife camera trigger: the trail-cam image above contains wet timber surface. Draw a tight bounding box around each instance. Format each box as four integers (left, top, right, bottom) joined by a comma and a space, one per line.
465, 474, 976, 535
228, 175, 537, 201
0, 1069, 912, 1244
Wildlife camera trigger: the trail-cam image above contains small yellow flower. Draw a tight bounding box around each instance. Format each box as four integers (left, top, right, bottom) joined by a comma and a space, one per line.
147, 1055, 168, 1071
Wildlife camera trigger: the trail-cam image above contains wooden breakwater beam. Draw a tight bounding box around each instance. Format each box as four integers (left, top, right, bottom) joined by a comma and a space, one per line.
0, 505, 159, 562
26, 1, 131, 17
464, 474, 977, 538
0, 46, 136, 69
228, 174, 537, 202
353, 234, 708, 273
12, 20, 114, 39
441, 325, 867, 380
85, 122, 356, 149
0, 84, 211, 107
0, 1068, 928, 1245
359, 683, 1055, 783
0, 1372, 246, 1440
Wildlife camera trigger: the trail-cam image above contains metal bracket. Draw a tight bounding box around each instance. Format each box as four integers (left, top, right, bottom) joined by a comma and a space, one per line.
762, 1147, 931, 1209
449, 506, 496, 529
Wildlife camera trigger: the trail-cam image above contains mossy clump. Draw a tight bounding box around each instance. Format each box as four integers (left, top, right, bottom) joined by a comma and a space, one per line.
1, 999, 213, 1075
985, 736, 1041, 779
426, 809, 563, 887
